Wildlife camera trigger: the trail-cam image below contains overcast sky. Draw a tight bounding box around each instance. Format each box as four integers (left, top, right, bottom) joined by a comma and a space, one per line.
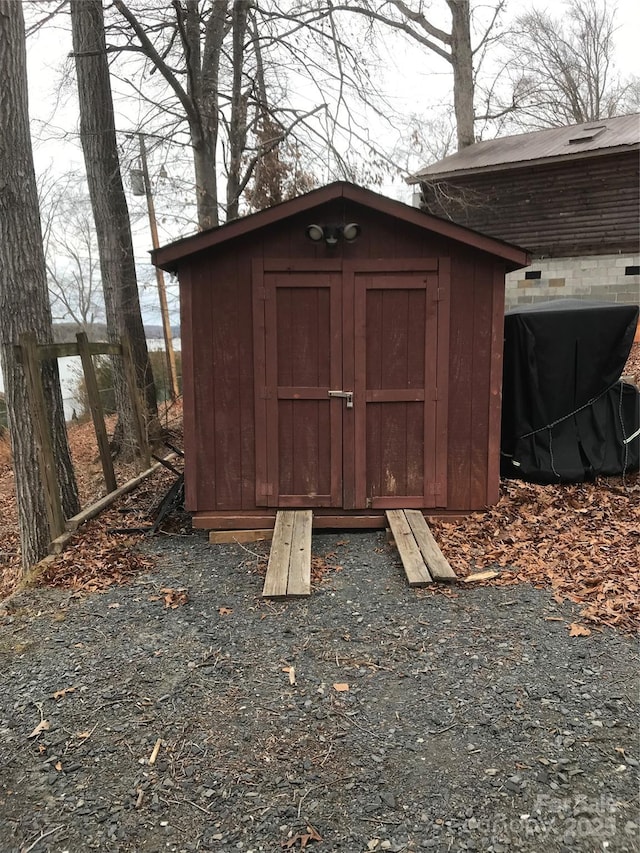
20, 0, 640, 327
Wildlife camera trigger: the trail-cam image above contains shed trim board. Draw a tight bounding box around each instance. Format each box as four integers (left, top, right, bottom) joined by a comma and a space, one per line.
252, 258, 449, 511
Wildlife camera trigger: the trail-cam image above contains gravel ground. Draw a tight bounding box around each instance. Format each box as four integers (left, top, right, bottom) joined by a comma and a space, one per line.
1, 530, 638, 853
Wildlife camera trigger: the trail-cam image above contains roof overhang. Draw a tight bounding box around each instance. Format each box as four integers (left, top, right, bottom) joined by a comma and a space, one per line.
151, 181, 530, 274
409, 143, 640, 184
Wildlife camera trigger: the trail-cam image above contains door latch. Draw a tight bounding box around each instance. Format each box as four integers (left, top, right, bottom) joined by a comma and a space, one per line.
328, 390, 353, 408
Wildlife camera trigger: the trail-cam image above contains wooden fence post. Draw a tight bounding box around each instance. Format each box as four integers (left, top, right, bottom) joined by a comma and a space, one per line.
76, 332, 117, 493
121, 333, 151, 470
19, 332, 65, 540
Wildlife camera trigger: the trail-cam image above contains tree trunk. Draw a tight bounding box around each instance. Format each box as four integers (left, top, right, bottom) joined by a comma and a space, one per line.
0, 1, 80, 568
226, 1, 249, 221
70, 0, 158, 455
192, 126, 220, 229
195, 0, 228, 228
448, 0, 475, 149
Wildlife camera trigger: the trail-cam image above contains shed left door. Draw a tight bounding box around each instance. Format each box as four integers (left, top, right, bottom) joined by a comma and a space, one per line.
253, 262, 343, 507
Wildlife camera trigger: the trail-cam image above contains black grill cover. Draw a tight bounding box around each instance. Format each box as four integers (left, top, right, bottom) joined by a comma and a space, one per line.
501, 299, 640, 483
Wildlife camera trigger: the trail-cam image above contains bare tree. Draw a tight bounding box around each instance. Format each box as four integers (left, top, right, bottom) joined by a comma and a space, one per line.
70, 0, 158, 455
39, 172, 104, 329
501, 0, 639, 129
103, 1, 396, 228
392, 111, 457, 175
0, 0, 80, 568
330, 0, 507, 150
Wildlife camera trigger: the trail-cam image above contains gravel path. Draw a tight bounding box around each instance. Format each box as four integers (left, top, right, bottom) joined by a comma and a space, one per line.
1, 531, 638, 853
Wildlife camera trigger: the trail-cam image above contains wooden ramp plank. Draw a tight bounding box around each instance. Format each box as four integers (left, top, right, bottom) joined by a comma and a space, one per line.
386, 510, 432, 587
405, 509, 457, 582
286, 510, 313, 597
262, 511, 295, 598
209, 528, 274, 545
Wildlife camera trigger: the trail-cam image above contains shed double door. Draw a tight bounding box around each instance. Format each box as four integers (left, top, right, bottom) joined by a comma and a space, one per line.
253, 259, 449, 510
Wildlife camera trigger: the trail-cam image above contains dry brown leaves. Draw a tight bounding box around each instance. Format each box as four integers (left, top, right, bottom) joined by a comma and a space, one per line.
150, 587, 190, 608
310, 552, 343, 583
0, 401, 184, 598
431, 472, 640, 634
38, 526, 156, 593
623, 340, 640, 386
281, 826, 322, 849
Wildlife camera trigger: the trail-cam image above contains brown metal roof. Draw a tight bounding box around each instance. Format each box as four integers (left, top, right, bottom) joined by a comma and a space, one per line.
410, 113, 640, 182
152, 181, 530, 272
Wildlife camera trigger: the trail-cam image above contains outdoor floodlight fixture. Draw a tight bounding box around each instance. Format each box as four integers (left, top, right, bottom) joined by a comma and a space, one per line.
306, 224, 325, 242
323, 225, 341, 245
342, 222, 361, 242
305, 223, 361, 245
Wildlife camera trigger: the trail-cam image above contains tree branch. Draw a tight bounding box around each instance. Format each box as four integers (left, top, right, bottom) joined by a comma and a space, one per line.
112, 0, 199, 127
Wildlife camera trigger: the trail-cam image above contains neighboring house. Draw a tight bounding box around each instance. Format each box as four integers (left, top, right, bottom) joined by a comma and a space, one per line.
409, 114, 640, 313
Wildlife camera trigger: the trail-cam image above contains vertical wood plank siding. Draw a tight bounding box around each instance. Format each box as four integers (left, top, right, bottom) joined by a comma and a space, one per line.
185, 200, 506, 514
179, 267, 197, 511
421, 152, 639, 256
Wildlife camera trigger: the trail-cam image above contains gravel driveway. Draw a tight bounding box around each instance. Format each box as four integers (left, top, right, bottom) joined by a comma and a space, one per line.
1, 530, 638, 853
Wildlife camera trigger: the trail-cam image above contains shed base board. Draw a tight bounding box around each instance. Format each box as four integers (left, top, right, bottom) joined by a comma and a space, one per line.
193, 509, 474, 530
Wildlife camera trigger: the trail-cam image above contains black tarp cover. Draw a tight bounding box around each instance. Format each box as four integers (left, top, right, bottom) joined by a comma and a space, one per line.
501, 299, 640, 483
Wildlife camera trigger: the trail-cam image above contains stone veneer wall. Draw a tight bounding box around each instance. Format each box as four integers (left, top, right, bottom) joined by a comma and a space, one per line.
505, 253, 640, 310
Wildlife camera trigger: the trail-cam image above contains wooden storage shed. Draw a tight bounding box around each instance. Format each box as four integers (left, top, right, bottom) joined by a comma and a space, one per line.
152, 182, 529, 531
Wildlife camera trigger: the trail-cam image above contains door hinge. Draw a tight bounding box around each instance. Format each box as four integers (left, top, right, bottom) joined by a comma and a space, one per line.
258, 483, 274, 496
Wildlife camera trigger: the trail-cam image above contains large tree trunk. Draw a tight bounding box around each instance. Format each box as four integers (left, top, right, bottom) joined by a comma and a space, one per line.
191, 0, 227, 228
226, 1, 249, 221
0, 1, 80, 568
192, 125, 220, 229
448, 0, 475, 149
70, 0, 158, 454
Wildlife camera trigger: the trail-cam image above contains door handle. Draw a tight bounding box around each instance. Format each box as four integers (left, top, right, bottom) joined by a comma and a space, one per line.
328, 390, 353, 408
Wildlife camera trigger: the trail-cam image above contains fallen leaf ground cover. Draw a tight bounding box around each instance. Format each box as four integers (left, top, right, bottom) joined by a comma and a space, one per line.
0, 348, 638, 634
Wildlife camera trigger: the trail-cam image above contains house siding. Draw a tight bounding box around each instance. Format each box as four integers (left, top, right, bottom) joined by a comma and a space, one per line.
421, 151, 639, 258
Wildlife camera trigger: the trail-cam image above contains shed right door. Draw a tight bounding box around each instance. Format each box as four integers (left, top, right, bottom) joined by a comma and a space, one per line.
346, 260, 449, 509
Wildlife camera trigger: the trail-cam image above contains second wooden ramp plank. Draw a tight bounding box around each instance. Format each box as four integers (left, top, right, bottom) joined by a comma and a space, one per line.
386, 510, 432, 587
262, 511, 295, 598
286, 510, 313, 596
405, 510, 457, 582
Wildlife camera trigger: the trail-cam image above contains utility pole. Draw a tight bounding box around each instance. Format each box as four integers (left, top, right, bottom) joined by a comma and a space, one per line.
138, 133, 179, 402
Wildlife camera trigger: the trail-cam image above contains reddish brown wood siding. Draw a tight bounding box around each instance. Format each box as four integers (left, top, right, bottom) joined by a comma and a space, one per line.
180, 198, 510, 519
421, 151, 639, 256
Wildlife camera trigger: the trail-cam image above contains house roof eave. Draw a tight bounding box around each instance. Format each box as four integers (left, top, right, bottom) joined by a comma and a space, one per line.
409, 142, 640, 184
